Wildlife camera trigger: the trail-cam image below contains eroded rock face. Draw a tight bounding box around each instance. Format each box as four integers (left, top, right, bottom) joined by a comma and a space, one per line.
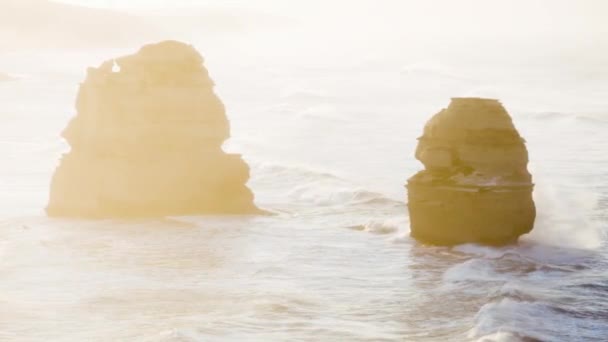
0, 72, 13, 81
407, 98, 535, 245
47, 40, 261, 218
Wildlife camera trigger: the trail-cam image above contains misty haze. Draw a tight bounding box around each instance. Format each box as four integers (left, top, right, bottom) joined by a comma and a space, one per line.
0, 1, 607, 341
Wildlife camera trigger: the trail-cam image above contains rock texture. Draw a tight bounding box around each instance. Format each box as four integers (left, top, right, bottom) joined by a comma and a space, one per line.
406, 98, 535, 245
0, 72, 13, 81
47, 40, 261, 218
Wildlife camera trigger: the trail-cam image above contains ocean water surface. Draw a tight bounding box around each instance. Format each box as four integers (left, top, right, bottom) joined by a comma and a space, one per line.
1, 6, 608, 341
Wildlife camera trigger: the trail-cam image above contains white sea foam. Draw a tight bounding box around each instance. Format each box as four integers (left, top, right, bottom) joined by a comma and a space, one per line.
442, 258, 504, 284
525, 180, 602, 249
360, 217, 407, 235
469, 298, 553, 341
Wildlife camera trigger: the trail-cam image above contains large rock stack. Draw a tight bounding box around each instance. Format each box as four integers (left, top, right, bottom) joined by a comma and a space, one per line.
47, 40, 261, 218
406, 98, 535, 245
0, 72, 13, 81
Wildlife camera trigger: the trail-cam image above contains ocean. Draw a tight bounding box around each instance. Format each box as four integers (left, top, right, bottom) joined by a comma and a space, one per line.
1, 3, 608, 341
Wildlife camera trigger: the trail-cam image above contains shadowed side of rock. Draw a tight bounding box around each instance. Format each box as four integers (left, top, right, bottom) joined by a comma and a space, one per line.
406, 98, 536, 245
47, 40, 261, 218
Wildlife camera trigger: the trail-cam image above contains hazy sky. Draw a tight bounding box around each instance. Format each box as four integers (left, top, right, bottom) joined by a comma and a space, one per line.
3, 0, 606, 62
56, 0, 607, 38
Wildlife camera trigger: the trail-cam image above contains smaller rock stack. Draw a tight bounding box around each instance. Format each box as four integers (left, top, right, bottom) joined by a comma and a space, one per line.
47, 40, 261, 218
407, 98, 535, 245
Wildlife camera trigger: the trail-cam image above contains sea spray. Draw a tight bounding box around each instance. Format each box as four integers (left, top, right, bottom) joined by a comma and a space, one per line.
525, 179, 602, 249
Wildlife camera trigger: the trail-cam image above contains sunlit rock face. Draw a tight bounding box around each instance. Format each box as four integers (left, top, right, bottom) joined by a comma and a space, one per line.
407, 98, 535, 245
47, 40, 261, 218
0, 72, 13, 81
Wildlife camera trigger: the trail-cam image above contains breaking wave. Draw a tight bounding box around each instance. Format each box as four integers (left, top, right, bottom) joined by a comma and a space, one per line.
251, 162, 402, 208
446, 240, 607, 341
526, 181, 603, 250
287, 184, 400, 207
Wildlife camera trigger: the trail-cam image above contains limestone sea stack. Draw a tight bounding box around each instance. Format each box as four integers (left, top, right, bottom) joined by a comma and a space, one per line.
406, 98, 535, 245
0, 72, 14, 81
47, 40, 261, 218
